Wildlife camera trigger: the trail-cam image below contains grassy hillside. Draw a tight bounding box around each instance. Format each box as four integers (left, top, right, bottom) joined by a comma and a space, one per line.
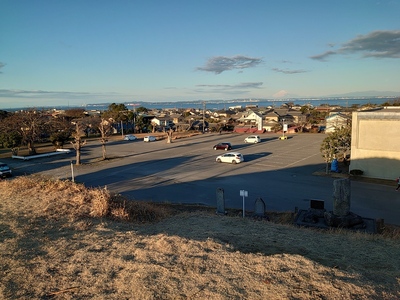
0, 175, 399, 299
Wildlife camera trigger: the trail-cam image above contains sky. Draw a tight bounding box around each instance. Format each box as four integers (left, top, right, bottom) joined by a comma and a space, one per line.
1, 0, 400, 109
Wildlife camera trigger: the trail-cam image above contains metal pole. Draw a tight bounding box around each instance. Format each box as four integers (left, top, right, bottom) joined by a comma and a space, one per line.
242, 195, 245, 218
70, 161, 74, 182
202, 101, 205, 133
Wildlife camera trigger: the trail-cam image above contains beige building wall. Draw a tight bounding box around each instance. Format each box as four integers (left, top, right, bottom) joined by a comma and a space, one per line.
350, 108, 400, 180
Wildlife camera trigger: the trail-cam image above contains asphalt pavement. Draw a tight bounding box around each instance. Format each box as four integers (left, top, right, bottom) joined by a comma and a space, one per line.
4, 132, 400, 226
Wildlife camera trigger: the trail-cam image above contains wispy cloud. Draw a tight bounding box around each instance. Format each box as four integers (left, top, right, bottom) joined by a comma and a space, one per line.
272, 68, 307, 74
310, 50, 337, 61
0, 89, 127, 108
0, 62, 5, 73
311, 30, 400, 61
197, 55, 263, 74
196, 82, 263, 89
0, 89, 91, 98
194, 82, 263, 94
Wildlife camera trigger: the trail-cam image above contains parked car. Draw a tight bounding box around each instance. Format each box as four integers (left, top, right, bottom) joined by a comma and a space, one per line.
244, 135, 261, 143
123, 134, 137, 141
215, 152, 244, 164
0, 162, 12, 178
143, 136, 156, 142
213, 142, 232, 151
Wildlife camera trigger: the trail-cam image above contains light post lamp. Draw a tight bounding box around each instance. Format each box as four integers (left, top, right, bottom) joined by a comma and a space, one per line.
280, 118, 287, 140
202, 101, 205, 133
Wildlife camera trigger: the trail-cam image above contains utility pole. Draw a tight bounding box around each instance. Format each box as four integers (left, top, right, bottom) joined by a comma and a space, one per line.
202, 101, 206, 133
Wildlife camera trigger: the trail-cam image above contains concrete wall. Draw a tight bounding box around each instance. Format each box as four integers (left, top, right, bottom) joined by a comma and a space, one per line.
350, 108, 400, 180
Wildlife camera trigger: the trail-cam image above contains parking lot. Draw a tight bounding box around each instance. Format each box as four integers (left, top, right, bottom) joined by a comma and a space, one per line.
5, 132, 400, 225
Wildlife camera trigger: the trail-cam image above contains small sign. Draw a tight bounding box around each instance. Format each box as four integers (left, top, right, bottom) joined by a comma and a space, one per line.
240, 190, 248, 197
240, 190, 248, 218
216, 187, 225, 215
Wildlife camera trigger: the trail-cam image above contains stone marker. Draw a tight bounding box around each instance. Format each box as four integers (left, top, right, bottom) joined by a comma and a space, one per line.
310, 199, 325, 210
332, 178, 351, 216
254, 197, 266, 217
324, 178, 364, 228
216, 187, 225, 215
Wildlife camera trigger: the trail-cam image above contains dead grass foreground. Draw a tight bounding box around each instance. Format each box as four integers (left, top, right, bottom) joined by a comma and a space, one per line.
0, 176, 399, 299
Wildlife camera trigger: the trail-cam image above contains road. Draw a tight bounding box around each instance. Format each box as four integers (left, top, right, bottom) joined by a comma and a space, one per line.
6, 132, 400, 225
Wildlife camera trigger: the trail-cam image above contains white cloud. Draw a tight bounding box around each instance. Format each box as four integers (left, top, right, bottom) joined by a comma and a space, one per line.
311, 30, 400, 61
197, 55, 263, 74
272, 68, 307, 74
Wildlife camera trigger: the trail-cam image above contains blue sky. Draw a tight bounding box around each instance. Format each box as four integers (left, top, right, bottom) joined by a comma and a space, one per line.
1, 0, 400, 109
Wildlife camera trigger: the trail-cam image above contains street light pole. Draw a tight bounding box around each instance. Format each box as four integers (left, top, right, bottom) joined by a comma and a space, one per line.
202, 101, 205, 133
282, 118, 285, 138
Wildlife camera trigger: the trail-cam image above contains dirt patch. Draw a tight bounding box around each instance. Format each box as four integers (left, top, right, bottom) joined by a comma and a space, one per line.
1, 176, 400, 299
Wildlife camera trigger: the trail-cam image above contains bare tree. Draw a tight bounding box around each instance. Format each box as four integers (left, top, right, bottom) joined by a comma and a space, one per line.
97, 118, 113, 160
70, 121, 88, 165
48, 117, 73, 149
0, 114, 22, 155
4, 110, 49, 155
63, 108, 86, 120
166, 128, 173, 143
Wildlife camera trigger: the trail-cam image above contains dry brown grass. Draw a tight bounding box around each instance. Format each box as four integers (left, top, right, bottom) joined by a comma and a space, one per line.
1, 176, 399, 299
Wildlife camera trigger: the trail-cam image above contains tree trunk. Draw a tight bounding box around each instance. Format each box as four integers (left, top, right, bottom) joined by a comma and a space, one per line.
166, 128, 173, 143
74, 136, 84, 165
28, 141, 36, 155
11, 147, 19, 156
102, 143, 107, 160
76, 147, 81, 165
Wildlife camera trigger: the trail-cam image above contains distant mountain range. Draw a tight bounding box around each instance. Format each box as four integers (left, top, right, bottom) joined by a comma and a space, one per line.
325, 91, 400, 98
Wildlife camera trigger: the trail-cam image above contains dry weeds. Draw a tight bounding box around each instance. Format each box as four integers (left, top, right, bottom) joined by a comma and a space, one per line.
0, 175, 399, 299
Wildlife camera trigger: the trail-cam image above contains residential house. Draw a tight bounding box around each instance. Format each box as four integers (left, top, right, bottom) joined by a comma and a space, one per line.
314, 106, 332, 113
169, 113, 185, 124
190, 120, 209, 131
240, 110, 263, 131
264, 110, 280, 122
325, 113, 351, 133
262, 120, 278, 132
150, 116, 174, 129
288, 110, 307, 124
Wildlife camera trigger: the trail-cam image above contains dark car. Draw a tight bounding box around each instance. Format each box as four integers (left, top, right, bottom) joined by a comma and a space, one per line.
0, 162, 12, 178
213, 142, 232, 151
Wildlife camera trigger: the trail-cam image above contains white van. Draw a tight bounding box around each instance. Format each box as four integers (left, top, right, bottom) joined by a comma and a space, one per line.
244, 135, 261, 143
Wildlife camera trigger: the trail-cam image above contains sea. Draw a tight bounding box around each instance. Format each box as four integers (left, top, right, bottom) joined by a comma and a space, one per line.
7, 96, 400, 112
82, 96, 399, 111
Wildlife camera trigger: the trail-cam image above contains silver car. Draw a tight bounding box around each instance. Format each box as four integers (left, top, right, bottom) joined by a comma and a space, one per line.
143, 136, 156, 142
216, 152, 244, 164
244, 135, 261, 143
123, 134, 137, 141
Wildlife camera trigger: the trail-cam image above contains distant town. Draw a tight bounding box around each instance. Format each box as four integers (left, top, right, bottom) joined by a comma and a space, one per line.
3, 96, 398, 135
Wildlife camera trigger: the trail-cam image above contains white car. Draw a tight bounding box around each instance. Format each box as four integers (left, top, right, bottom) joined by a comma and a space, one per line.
216, 152, 244, 164
0, 162, 12, 178
123, 134, 137, 141
244, 135, 261, 143
143, 135, 156, 142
